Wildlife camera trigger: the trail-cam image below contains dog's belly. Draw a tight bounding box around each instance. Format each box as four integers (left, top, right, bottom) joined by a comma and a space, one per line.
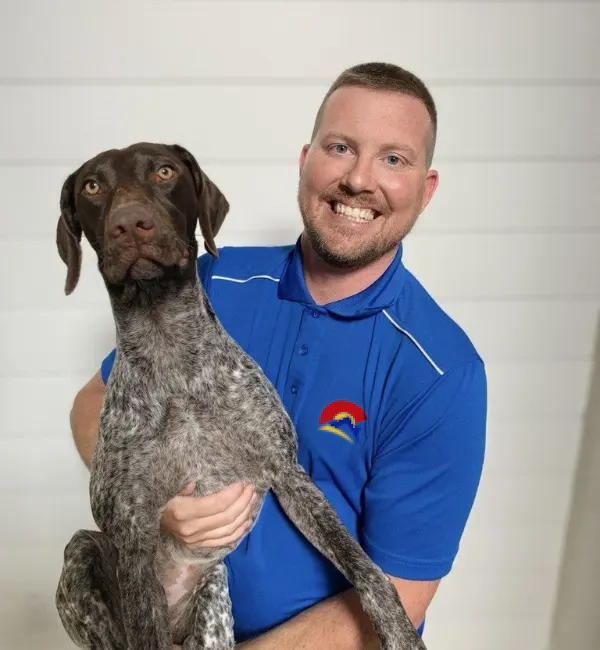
163, 561, 204, 612
156, 540, 226, 639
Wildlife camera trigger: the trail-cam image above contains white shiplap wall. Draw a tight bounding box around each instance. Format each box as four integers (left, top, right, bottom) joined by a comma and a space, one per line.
1, 1, 598, 649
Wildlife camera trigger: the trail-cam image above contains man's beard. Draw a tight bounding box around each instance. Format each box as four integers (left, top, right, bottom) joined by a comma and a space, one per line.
297, 190, 414, 270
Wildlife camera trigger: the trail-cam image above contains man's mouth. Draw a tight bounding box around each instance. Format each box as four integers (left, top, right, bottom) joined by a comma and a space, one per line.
329, 201, 379, 223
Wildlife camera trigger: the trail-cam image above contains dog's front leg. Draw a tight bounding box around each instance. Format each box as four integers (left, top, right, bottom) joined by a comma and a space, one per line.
90, 482, 173, 649
117, 544, 173, 650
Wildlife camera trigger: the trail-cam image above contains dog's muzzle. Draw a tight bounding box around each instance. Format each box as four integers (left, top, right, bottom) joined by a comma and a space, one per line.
102, 203, 189, 283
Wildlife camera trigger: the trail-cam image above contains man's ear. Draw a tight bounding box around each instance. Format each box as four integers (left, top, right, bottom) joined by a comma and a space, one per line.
56, 168, 83, 295
168, 144, 229, 257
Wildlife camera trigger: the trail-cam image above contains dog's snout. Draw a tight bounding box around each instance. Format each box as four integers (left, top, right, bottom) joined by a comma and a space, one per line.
108, 204, 157, 241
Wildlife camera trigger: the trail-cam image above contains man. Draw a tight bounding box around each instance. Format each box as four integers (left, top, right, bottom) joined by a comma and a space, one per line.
70, 62, 487, 648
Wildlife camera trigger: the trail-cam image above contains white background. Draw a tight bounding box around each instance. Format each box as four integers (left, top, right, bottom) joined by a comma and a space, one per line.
1, 1, 598, 649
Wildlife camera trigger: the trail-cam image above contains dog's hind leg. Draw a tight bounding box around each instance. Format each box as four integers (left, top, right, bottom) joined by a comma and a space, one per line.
55, 529, 126, 650
181, 561, 234, 650
271, 463, 427, 650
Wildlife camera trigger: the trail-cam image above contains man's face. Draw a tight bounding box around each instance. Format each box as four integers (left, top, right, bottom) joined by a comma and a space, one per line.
297, 86, 439, 269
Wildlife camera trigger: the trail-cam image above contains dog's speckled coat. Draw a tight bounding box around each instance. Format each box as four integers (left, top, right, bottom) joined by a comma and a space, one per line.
54, 142, 427, 650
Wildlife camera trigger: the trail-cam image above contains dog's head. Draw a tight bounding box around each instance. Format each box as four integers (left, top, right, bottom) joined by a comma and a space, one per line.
56, 142, 229, 295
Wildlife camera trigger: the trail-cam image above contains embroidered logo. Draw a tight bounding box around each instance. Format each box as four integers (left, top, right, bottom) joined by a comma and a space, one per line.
318, 400, 367, 444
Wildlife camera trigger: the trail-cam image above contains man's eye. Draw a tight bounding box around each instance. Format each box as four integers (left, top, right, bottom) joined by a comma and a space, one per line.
386, 155, 401, 166
333, 144, 348, 154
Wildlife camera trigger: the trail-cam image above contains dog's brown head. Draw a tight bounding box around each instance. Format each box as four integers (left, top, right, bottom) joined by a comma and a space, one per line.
56, 142, 229, 295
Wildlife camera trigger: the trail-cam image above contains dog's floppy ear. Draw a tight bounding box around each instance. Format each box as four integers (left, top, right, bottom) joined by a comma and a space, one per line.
168, 144, 229, 257
56, 168, 83, 295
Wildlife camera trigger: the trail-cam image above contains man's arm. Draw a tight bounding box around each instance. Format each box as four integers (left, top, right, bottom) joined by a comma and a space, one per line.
237, 359, 486, 649
70, 370, 106, 469
238, 577, 439, 650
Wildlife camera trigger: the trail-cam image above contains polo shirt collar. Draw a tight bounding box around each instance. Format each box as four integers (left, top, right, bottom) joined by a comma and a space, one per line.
278, 236, 406, 319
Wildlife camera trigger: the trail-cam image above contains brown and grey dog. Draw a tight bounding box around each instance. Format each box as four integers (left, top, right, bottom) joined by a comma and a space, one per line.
54, 142, 427, 650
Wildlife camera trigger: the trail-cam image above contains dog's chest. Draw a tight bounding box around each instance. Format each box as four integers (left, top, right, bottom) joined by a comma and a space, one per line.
159, 392, 274, 494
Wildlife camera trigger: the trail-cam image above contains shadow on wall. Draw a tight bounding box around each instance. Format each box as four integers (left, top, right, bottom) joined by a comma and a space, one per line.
548, 309, 600, 650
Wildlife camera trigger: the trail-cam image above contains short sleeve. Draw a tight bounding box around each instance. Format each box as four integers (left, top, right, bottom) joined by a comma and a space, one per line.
361, 359, 487, 580
100, 348, 116, 385
99, 252, 216, 386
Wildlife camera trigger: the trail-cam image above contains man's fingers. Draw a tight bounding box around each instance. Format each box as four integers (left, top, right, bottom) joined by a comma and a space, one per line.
178, 481, 196, 497
171, 482, 250, 522
192, 493, 257, 542
176, 484, 255, 536
184, 518, 254, 549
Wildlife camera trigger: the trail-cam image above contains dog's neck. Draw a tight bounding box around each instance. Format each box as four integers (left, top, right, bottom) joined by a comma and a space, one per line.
106, 268, 220, 382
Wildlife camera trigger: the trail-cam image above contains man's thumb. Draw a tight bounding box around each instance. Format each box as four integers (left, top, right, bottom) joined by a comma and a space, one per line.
179, 481, 196, 497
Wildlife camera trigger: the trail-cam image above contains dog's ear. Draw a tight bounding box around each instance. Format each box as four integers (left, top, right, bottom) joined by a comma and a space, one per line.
168, 144, 229, 257
56, 168, 83, 295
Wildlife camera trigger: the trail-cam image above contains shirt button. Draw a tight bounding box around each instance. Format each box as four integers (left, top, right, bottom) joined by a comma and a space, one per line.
291, 385, 298, 394
299, 344, 308, 356
312, 311, 320, 318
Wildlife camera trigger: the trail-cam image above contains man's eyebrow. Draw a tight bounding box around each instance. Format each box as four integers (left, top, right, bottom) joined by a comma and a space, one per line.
320, 131, 356, 146
380, 142, 418, 158
321, 131, 417, 158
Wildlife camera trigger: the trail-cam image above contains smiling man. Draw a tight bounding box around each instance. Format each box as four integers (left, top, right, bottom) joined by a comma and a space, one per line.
72, 62, 487, 649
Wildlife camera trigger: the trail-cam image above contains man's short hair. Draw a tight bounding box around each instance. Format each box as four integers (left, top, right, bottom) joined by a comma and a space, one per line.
311, 62, 437, 168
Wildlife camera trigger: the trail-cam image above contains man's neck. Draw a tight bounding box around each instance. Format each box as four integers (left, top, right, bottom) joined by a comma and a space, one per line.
300, 235, 398, 306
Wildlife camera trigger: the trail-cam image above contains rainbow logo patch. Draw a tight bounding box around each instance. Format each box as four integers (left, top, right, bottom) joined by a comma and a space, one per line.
318, 400, 367, 444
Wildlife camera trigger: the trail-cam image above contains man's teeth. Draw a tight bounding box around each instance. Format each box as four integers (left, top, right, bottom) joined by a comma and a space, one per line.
333, 202, 376, 222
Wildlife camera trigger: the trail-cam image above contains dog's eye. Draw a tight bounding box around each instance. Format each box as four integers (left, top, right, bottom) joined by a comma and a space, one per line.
156, 165, 176, 181
82, 180, 101, 196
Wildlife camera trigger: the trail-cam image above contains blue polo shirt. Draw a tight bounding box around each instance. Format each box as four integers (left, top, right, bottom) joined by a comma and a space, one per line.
99, 238, 487, 641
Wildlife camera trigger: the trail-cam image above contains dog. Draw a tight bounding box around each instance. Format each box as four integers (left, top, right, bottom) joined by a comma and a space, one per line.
54, 142, 427, 650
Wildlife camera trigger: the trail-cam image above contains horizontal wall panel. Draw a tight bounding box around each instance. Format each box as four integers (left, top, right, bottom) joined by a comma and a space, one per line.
444, 300, 599, 362
455, 522, 569, 572
3, 161, 600, 238
485, 360, 592, 419
481, 416, 584, 474
2, 234, 599, 310
430, 568, 558, 617
0, 377, 91, 436
402, 232, 600, 300
2, 85, 599, 163
0, 438, 89, 495
467, 472, 573, 527
423, 615, 548, 650
3, 2, 598, 80
2, 300, 597, 379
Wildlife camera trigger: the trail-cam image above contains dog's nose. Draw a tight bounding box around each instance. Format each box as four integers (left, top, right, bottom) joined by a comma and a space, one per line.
108, 204, 157, 241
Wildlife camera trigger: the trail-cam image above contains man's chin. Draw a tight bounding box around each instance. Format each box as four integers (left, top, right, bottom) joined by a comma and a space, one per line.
303, 225, 384, 270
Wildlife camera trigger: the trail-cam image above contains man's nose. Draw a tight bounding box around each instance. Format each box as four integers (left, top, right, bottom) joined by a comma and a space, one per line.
343, 157, 376, 194
108, 204, 157, 242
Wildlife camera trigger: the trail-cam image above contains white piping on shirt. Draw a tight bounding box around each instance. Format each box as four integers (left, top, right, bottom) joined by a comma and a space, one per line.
382, 309, 444, 376
209, 277, 444, 376
211, 274, 280, 283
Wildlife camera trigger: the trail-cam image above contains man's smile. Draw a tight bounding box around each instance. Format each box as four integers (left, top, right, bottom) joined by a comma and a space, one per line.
327, 200, 381, 223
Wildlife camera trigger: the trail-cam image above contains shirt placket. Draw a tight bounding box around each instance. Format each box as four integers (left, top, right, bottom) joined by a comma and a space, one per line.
285, 306, 326, 423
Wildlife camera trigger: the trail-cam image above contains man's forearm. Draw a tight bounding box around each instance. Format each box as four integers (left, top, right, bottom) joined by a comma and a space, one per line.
237, 587, 421, 650
70, 377, 105, 469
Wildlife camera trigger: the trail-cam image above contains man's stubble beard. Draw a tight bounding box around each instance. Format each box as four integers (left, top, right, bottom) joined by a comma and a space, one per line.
297, 187, 418, 270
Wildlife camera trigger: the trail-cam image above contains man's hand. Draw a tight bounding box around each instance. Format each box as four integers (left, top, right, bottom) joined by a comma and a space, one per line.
161, 481, 256, 548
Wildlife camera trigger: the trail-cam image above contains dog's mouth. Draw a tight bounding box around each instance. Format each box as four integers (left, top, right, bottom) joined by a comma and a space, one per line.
102, 245, 190, 284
